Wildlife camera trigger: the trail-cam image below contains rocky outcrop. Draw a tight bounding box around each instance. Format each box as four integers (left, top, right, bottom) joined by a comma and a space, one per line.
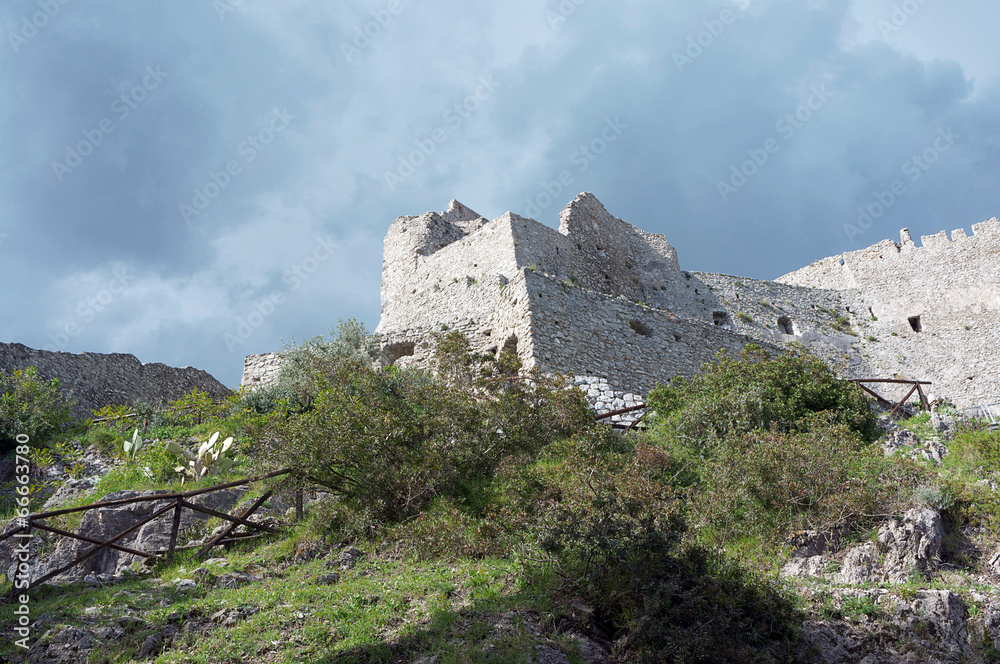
876, 508, 945, 583
783, 509, 945, 585
0, 342, 231, 419
803, 589, 972, 663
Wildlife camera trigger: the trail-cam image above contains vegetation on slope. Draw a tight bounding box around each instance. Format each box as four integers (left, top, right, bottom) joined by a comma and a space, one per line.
4, 325, 999, 662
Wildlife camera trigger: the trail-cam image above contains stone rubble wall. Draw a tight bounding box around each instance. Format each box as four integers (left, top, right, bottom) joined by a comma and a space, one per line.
240, 352, 282, 390
522, 269, 773, 394
245, 194, 1000, 413
574, 375, 645, 424
778, 221, 1000, 408
0, 342, 232, 419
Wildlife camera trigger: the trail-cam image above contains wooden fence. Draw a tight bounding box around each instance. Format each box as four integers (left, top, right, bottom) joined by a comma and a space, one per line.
851, 378, 931, 416
1, 469, 292, 595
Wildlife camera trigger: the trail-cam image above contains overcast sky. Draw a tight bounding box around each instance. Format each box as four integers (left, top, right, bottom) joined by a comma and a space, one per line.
1, 0, 998, 388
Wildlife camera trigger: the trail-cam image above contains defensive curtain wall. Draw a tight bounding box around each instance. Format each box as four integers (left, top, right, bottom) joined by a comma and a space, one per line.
778, 222, 1000, 409
242, 193, 1000, 413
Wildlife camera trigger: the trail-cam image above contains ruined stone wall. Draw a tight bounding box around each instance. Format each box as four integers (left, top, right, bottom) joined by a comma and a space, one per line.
240, 352, 282, 390
522, 270, 771, 394
246, 194, 999, 411
509, 194, 689, 312
375, 202, 530, 366
777, 221, 1000, 408
377, 269, 537, 372
0, 343, 232, 419
778, 220, 1000, 322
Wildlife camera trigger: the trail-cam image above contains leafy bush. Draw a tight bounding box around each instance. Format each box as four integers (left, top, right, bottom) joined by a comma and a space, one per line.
274, 318, 382, 398
693, 414, 926, 548
166, 388, 222, 426
79, 426, 122, 457
261, 332, 591, 526
646, 344, 879, 453
90, 404, 134, 437
529, 469, 804, 663
0, 367, 75, 453
238, 383, 307, 415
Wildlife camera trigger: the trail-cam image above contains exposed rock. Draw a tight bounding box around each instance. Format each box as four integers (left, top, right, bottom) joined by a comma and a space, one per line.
337, 545, 364, 570
782, 555, 832, 579
535, 644, 571, 664
788, 530, 841, 558
215, 571, 257, 589
210, 605, 260, 627
566, 633, 613, 664
804, 589, 971, 664
138, 631, 164, 658
0, 341, 232, 420
27, 626, 95, 664
840, 544, 880, 584
316, 572, 340, 585
877, 508, 944, 582
172, 578, 197, 592
881, 428, 948, 465
803, 621, 859, 664
20, 487, 245, 584
40, 479, 96, 512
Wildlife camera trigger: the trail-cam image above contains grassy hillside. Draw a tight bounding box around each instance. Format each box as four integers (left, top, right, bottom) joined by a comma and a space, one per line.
3, 323, 1000, 663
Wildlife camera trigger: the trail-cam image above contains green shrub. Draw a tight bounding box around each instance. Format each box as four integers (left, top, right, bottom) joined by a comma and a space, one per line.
529, 474, 803, 663
262, 332, 591, 526
239, 383, 307, 415
693, 414, 925, 548
945, 429, 1000, 474
647, 344, 879, 453
274, 318, 382, 398
166, 388, 221, 426
0, 366, 75, 453
90, 404, 134, 437
79, 426, 122, 457
385, 497, 485, 559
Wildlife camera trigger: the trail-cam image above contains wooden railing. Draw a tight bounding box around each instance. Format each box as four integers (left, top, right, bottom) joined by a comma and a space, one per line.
1, 469, 292, 595
851, 378, 931, 416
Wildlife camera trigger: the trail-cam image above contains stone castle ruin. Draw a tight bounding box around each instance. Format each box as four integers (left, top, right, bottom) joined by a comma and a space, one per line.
244, 193, 1000, 412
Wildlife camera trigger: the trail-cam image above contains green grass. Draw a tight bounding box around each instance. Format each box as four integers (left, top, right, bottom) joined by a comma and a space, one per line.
1, 532, 545, 664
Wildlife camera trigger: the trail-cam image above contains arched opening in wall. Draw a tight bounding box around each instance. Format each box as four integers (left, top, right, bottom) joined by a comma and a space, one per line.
383, 342, 415, 365
778, 316, 794, 335
908, 316, 923, 333
500, 334, 518, 358
630, 321, 653, 337
713, 311, 729, 327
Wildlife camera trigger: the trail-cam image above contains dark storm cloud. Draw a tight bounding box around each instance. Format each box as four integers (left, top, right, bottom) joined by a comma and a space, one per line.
1, 0, 998, 386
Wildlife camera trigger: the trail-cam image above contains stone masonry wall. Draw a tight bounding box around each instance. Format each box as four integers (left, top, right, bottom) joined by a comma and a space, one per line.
778, 222, 1000, 408
0, 343, 232, 419
522, 269, 770, 394
241, 353, 282, 390
245, 194, 1000, 412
